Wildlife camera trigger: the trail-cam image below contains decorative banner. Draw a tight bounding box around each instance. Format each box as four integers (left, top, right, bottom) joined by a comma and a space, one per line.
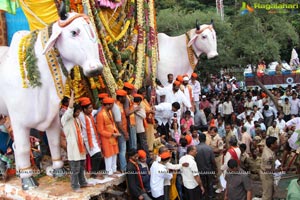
0, 11, 7, 45
19, 0, 59, 30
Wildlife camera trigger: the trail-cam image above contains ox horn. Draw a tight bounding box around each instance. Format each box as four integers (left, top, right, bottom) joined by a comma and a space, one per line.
196, 20, 200, 31
210, 19, 214, 27
59, 1, 68, 20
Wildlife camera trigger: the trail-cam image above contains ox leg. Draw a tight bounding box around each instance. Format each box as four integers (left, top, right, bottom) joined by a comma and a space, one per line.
13, 126, 39, 190
46, 118, 65, 177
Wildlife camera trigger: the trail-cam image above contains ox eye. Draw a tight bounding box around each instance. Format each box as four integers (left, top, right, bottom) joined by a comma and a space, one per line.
71, 29, 80, 37
202, 35, 207, 39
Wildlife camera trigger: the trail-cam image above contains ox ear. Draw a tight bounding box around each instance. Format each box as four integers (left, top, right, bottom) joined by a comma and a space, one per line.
188, 35, 198, 47
42, 30, 62, 54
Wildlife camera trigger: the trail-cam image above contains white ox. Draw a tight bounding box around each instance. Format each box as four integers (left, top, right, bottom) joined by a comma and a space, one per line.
157, 22, 218, 85
0, 9, 102, 189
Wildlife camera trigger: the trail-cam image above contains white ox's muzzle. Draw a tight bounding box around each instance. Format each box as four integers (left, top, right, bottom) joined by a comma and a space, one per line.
83, 60, 103, 77
207, 51, 219, 59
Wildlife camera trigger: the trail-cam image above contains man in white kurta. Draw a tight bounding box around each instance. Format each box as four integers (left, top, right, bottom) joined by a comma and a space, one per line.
61, 92, 90, 192
78, 98, 102, 179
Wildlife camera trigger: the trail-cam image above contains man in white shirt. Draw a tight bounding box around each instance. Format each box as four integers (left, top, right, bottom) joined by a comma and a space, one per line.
262, 104, 277, 128
290, 93, 300, 116
275, 113, 286, 133
182, 76, 194, 112
189, 73, 201, 112
252, 105, 264, 122
165, 73, 174, 89
154, 102, 180, 141
150, 151, 173, 200
156, 81, 192, 117
222, 96, 234, 124
179, 145, 205, 200
78, 97, 102, 179
286, 117, 300, 130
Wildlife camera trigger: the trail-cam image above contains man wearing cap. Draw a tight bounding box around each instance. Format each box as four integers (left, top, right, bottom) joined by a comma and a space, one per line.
138, 87, 156, 152
260, 136, 279, 200
209, 127, 224, 193
123, 82, 139, 149
221, 136, 241, 172
126, 148, 152, 200
94, 93, 109, 120
199, 95, 211, 111
133, 94, 149, 156
156, 80, 192, 121
182, 75, 195, 112
189, 73, 201, 112
78, 97, 103, 179
138, 149, 151, 196
96, 97, 121, 177
150, 151, 173, 200
115, 89, 129, 172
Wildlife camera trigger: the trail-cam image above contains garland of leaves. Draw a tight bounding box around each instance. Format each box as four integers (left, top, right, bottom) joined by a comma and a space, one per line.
134, 0, 145, 89
149, 0, 158, 87
24, 30, 41, 87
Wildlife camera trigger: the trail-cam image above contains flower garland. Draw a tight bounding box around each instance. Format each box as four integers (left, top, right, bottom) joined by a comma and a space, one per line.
148, 0, 157, 86
88, 0, 117, 96
18, 30, 41, 88
185, 32, 198, 70
18, 34, 30, 88
26, 30, 41, 87
70, 0, 83, 13
134, 0, 145, 89
99, 11, 131, 43
40, 27, 65, 99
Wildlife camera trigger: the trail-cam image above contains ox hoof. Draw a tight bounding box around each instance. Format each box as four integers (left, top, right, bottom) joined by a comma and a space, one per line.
21, 177, 39, 190
52, 167, 66, 178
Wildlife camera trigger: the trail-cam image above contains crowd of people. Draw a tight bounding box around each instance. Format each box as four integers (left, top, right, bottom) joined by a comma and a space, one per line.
58, 70, 300, 199
2, 71, 300, 199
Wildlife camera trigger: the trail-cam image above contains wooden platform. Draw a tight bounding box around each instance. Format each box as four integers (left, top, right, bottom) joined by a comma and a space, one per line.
0, 174, 125, 200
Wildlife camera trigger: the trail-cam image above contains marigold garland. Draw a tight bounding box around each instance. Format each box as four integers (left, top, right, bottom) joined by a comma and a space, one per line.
134, 0, 145, 89
18, 34, 30, 88
148, 0, 158, 87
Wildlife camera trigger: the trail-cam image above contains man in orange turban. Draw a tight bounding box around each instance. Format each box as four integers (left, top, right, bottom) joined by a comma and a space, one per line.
78, 97, 103, 179
97, 96, 121, 177
123, 82, 139, 150
115, 89, 129, 172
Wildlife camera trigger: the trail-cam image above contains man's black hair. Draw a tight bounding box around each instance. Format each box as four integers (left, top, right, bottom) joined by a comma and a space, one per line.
134, 96, 142, 103
228, 159, 238, 169
199, 133, 206, 143
127, 148, 138, 157
172, 102, 180, 110
266, 136, 277, 148
239, 143, 247, 151
187, 145, 195, 154
73, 103, 82, 113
